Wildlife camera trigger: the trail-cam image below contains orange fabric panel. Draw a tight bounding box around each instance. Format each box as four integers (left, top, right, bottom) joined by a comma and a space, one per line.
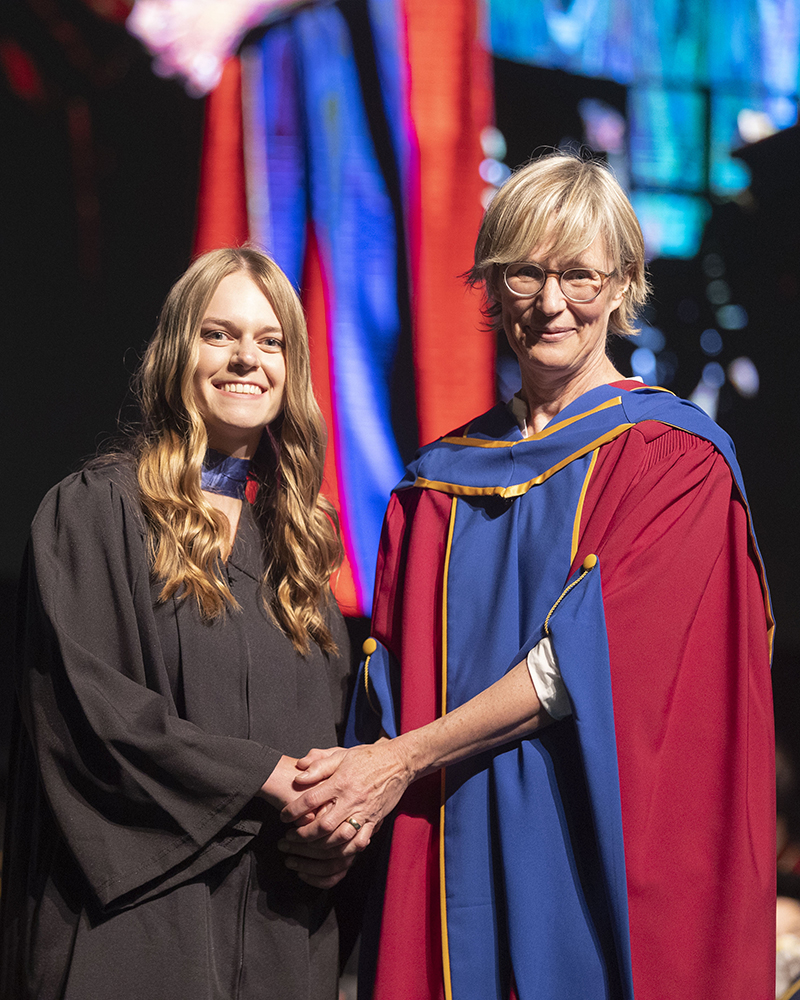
193, 58, 249, 255
403, 0, 496, 444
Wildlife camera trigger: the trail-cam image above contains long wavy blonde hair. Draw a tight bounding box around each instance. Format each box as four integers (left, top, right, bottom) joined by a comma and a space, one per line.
134, 246, 342, 654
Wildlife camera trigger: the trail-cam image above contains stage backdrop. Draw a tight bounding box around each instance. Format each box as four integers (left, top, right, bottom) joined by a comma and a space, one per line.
194, 0, 495, 615
189, 0, 798, 616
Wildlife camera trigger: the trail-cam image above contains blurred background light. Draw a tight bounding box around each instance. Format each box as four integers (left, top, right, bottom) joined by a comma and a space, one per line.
690, 381, 720, 421
738, 109, 778, 144
702, 254, 726, 279
716, 304, 748, 329
700, 328, 723, 356
480, 125, 507, 161
578, 98, 626, 154
702, 361, 726, 389
706, 279, 731, 305
631, 346, 657, 383
728, 356, 760, 398
479, 158, 511, 186
631, 191, 711, 259
768, 95, 798, 129
637, 325, 666, 353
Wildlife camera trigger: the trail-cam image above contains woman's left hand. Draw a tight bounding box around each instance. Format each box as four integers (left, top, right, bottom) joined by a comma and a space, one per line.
277, 835, 360, 889
280, 740, 413, 846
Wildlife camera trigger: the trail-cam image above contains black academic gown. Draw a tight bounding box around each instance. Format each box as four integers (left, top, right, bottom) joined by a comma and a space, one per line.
0, 463, 353, 1000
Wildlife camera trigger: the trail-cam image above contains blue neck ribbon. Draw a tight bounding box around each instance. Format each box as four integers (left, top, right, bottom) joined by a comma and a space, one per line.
201, 449, 251, 499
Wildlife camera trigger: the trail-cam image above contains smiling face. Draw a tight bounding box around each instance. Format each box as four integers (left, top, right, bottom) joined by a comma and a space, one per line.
499, 233, 628, 394
193, 271, 287, 458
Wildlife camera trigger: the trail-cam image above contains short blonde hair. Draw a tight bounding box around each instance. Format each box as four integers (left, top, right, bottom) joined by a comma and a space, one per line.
467, 151, 649, 337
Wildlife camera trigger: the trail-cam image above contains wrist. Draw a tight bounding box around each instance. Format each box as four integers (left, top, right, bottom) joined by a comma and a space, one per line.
259, 754, 297, 809
392, 729, 432, 785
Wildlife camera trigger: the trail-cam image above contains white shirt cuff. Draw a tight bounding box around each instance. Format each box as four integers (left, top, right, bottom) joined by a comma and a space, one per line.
526, 637, 572, 720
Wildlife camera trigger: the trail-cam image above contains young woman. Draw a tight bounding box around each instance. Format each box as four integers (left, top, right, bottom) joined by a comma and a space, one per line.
1, 247, 359, 1000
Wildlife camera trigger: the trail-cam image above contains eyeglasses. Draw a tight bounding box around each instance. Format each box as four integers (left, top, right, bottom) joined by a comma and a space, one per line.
503, 262, 616, 303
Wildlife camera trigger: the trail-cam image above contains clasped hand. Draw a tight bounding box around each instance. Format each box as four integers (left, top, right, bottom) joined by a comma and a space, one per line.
269, 739, 412, 889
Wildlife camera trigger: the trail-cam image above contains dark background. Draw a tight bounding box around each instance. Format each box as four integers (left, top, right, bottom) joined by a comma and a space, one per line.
2, 5, 798, 793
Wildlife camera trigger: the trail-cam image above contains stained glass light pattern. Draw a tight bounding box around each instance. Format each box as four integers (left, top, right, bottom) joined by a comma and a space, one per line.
630, 191, 711, 259
488, 0, 799, 257
489, 0, 800, 92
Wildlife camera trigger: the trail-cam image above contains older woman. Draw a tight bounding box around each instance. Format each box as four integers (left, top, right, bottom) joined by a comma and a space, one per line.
0, 247, 358, 1000
280, 153, 775, 1000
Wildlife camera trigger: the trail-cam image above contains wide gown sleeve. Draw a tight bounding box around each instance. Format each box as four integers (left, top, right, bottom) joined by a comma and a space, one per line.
17, 467, 282, 911
573, 422, 774, 1000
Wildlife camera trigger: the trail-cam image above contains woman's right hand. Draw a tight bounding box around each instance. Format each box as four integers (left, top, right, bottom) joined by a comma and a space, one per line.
259, 752, 372, 888
280, 739, 414, 847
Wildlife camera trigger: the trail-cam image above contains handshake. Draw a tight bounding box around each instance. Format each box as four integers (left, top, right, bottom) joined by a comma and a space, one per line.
258, 739, 413, 889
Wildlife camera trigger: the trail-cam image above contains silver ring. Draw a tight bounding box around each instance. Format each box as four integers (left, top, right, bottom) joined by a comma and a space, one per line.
345, 817, 362, 832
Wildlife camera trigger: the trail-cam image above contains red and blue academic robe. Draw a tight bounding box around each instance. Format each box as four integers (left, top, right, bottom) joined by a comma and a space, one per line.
348, 381, 775, 1000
